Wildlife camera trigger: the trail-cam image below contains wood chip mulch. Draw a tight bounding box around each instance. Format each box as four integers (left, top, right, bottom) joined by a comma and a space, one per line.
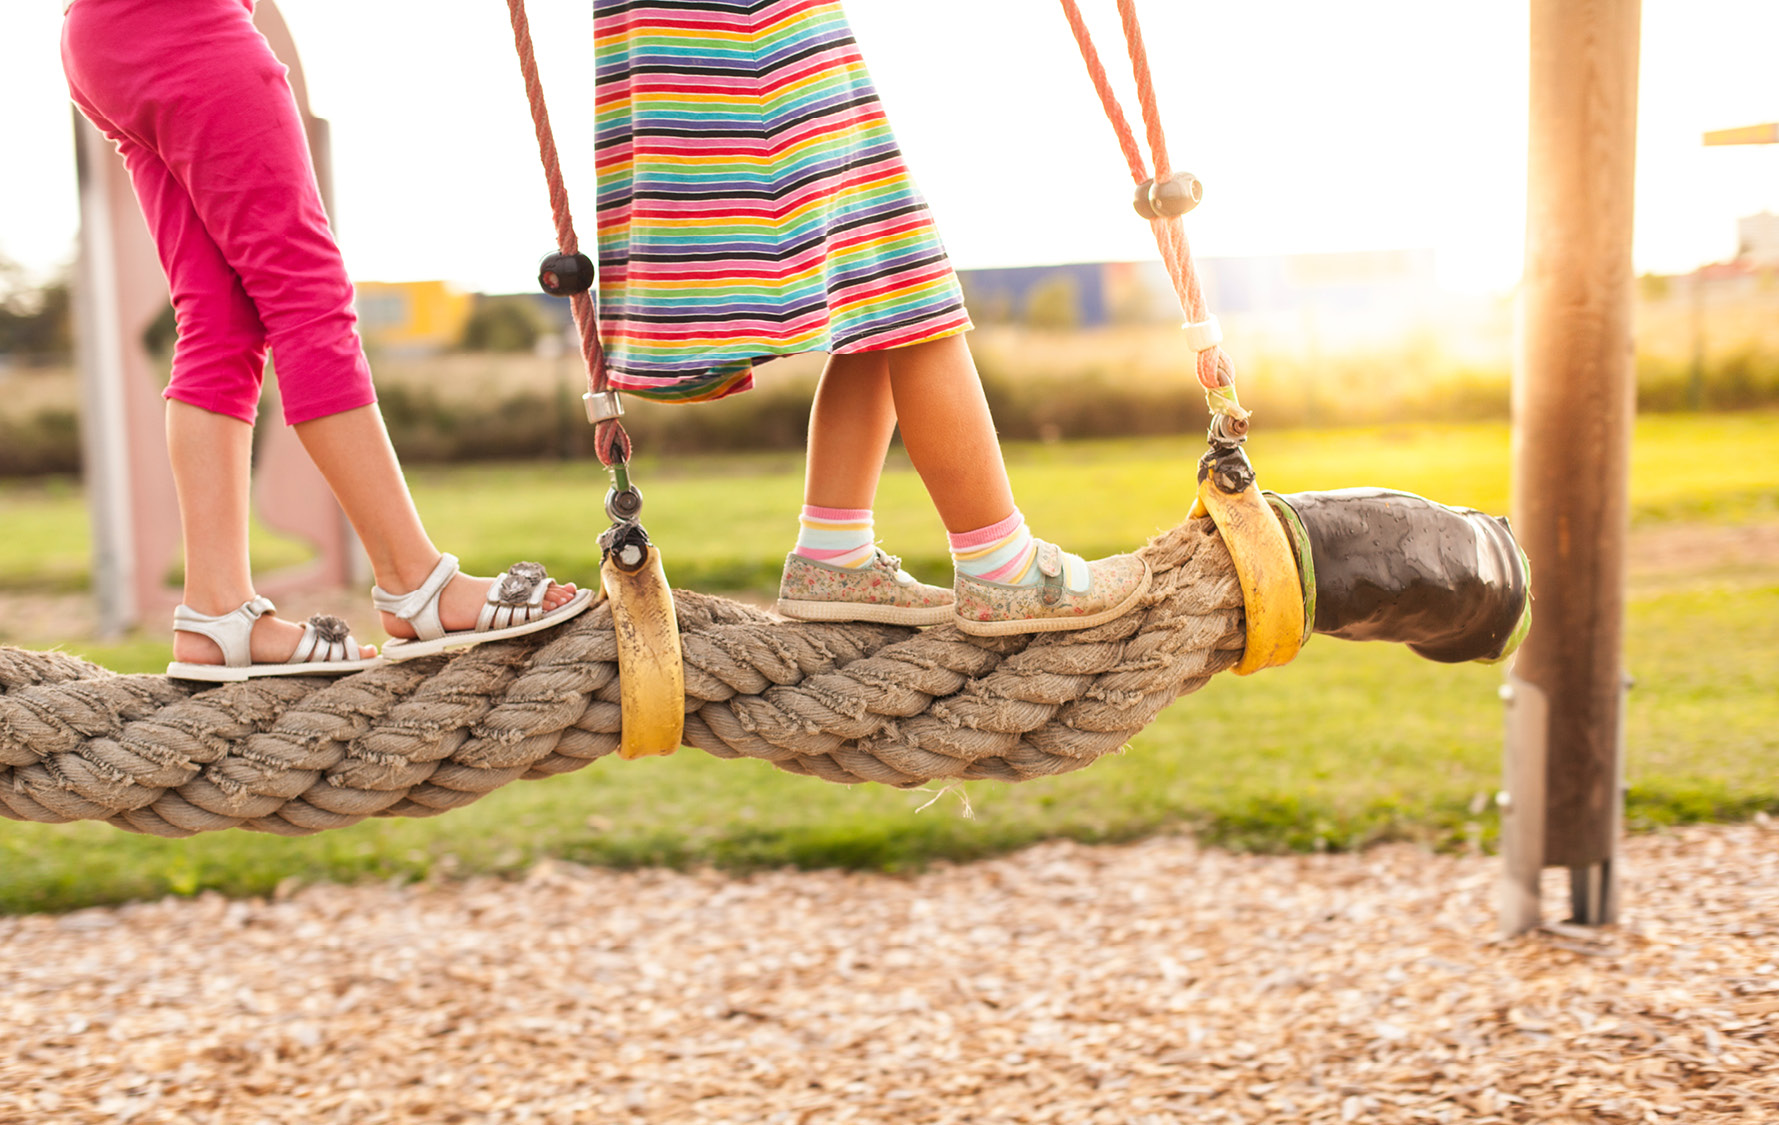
2, 821, 1775, 1124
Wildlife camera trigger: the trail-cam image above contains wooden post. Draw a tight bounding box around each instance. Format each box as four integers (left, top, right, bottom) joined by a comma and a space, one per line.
1502, 0, 1641, 935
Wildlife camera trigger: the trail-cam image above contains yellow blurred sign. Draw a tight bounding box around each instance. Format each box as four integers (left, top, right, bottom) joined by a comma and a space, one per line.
1703, 123, 1779, 146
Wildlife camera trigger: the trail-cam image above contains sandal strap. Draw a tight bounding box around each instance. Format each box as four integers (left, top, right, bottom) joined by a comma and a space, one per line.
370, 553, 460, 641
171, 596, 276, 668
476, 562, 551, 632
289, 615, 361, 665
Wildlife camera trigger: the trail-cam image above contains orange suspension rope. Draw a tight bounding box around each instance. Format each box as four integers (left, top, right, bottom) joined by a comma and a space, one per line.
1059, 0, 1248, 443
505, 0, 633, 469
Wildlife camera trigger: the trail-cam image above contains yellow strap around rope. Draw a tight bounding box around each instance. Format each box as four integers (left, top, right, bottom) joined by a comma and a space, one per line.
600, 543, 685, 758
1188, 448, 1307, 675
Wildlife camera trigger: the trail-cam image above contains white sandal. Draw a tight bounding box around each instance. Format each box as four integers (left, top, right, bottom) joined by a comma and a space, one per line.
373, 554, 594, 661
166, 596, 381, 682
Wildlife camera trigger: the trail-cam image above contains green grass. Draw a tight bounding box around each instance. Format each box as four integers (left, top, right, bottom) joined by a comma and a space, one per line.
2, 413, 1776, 913
7, 412, 1777, 595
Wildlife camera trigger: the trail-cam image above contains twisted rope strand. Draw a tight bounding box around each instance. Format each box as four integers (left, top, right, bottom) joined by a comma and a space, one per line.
1059, 0, 1229, 392
0, 520, 1242, 837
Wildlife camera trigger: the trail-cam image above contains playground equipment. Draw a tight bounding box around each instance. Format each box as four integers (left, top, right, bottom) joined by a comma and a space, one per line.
0, 487, 1525, 836
1499, 0, 1640, 935
35, 1, 1644, 944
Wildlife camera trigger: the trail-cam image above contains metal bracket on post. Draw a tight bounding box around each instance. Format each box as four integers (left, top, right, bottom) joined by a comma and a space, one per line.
1567, 670, 1631, 925
1569, 860, 1618, 926
1498, 672, 1549, 937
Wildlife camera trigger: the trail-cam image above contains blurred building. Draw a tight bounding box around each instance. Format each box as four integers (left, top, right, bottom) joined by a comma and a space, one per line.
354, 280, 473, 355
958, 249, 1443, 335
1737, 211, 1779, 267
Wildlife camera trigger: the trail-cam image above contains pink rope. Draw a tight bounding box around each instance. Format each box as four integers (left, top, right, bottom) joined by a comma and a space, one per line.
1059, 0, 1231, 393
506, 0, 631, 467
1058, 0, 1146, 185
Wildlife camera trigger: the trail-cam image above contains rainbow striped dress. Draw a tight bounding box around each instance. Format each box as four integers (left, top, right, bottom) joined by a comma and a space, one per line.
592, 0, 972, 403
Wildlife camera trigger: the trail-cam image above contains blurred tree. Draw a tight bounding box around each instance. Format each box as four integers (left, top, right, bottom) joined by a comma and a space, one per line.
458, 296, 547, 353
0, 255, 74, 360
958, 277, 1014, 325
143, 303, 179, 356
1024, 276, 1081, 331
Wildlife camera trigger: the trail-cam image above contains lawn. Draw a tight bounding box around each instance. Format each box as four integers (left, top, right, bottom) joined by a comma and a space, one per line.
1, 413, 1775, 913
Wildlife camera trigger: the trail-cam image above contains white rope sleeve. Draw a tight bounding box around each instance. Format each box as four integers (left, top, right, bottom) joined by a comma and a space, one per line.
1181, 316, 1222, 353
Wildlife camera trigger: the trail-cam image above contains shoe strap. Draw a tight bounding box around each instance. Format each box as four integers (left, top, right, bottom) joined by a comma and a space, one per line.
172, 595, 276, 668
476, 562, 550, 632
290, 615, 361, 665
1035, 542, 1066, 605
370, 553, 460, 641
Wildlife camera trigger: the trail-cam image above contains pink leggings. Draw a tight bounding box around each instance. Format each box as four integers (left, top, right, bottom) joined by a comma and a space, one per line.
62, 0, 376, 427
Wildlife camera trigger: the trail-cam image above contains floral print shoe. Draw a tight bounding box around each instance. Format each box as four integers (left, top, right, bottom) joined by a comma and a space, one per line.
953, 540, 1151, 636
777, 549, 954, 626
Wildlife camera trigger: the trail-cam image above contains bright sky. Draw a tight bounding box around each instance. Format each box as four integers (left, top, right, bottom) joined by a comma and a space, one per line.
2, 1, 1775, 297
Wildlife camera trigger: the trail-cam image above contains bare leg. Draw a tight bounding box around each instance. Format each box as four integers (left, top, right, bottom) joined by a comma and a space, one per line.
293, 404, 576, 640
166, 400, 375, 664
886, 334, 1016, 533
804, 350, 896, 509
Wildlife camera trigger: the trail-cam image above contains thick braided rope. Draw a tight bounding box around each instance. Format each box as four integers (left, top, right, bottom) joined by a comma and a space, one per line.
0, 520, 1242, 838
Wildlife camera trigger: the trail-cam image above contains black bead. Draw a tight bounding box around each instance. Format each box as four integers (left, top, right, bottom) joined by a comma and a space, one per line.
538, 251, 595, 296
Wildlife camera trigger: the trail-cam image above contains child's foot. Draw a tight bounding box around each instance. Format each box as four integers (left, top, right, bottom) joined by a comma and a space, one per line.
172, 612, 377, 666
168, 596, 380, 682
953, 540, 1150, 636
777, 549, 954, 625
374, 555, 594, 660
377, 572, 580, 642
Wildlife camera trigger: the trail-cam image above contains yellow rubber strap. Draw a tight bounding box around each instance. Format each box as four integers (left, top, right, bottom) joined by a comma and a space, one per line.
600, 544, 685, 759
1191, 452, 1307, 676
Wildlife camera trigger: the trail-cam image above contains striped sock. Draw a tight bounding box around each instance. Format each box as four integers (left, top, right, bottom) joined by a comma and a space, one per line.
949, 510, 1088, 590
794, 505, 877, 569
949, 510, 1039, 585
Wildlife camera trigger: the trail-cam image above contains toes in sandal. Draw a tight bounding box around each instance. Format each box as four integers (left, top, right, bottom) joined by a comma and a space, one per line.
166, 595, 381, 682
373, 553, 594, 661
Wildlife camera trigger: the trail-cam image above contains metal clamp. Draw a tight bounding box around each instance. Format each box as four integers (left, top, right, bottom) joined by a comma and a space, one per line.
584, 389, 626, 424
598, 518, 685, 760
1187, 445, 1307, 675
605, 484, 644, 524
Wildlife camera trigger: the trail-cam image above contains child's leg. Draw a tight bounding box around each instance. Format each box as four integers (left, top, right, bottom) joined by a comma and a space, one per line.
881, 335, 1016, 533
67, 0, 575, 653
165, 403, 375, 665
779, 349, 954, 625
804, 351, 896, 511
291, 406, 578, 640
804, 336, 1017, 528
883, 335, 1149, 634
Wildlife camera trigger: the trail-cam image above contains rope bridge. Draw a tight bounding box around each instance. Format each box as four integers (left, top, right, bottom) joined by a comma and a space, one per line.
1, 519, 1242, 838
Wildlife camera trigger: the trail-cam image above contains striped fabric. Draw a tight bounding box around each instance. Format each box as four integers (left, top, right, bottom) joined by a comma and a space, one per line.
793, 504, 876, 567
593, 0, 972, 403
949, 509, 1038, 585
948, 511, 1089, 589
